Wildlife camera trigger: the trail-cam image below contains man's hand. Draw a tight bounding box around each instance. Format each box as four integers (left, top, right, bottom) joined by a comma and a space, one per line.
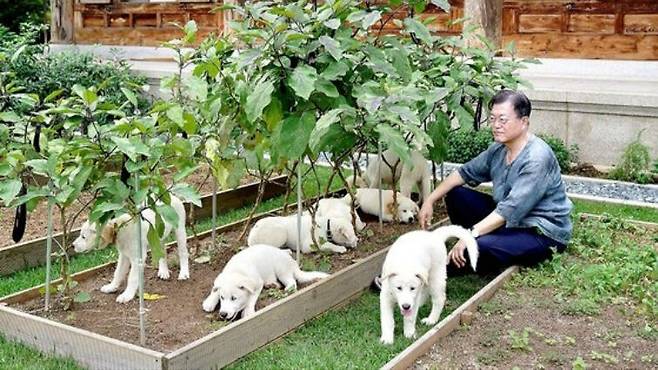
419, 201, 433, 229
447, 240, 467, 268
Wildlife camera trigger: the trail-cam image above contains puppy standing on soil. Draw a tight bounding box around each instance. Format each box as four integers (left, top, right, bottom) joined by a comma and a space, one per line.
202, 244, 329, 320
379, 225, 478, 345
345, 188, 419, 223
72, 195, 189, 303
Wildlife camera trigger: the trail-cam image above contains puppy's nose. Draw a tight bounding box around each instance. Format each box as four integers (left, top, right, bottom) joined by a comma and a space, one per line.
219, 311, 228, 319
402, 304, 411, 310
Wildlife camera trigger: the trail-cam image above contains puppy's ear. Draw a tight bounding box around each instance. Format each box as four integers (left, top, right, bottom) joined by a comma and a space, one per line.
415, 272, 429, 286
99, 222, 116, 245
380, 272, 397, 281
238, 276, 259, 294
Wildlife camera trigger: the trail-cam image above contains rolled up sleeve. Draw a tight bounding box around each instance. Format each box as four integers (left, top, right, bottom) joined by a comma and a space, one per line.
495, 160, 551, 226
458, 148, 493, 187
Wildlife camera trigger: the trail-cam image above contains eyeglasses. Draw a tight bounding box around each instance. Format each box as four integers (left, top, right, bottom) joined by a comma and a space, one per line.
489, 115, 516, 125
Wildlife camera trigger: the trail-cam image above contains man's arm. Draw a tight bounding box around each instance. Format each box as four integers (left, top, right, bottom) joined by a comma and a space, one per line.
419, 170, 465, 229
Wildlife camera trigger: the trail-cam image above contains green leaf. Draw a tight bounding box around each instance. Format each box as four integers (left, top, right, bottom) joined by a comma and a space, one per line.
184, 75, 208, 102
147, 225, 165, 269
314, 79, 339, 98
0, 179, 22, 206
25, 159, 50, 176
430, 0, 450, 12
309, 108, 343, 153
0, 111, 21, 123
362, 10, 381, 29
156, 204, 180, 228
121, 87, 138, 107
321, 61, 349, 81
324, 18, 341, 30
319, 36, 343, 61
171, 183, 202, 207
376, 124, 411, 165
388, 49, 412, 82
427, 112, 449, 163
288, 64, 318, 100
111, 137, 150, 162
166, 105, 184, 126
278, 111, 315, 159
263, 96, 283, 132
246, 77, 274, 123
173, 164, 200, 182
73, 291, 92, 303
404, 18, 433, 45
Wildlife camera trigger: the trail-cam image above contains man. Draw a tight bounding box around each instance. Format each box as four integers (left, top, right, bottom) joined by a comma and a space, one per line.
419, 90, 572, 275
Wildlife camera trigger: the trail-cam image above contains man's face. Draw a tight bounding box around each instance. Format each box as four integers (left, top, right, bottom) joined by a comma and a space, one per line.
490, 101, 528, 144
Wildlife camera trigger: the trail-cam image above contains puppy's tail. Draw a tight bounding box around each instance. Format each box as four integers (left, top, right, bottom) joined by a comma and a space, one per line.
294, 267, 330, 284
432, 225, 479, 271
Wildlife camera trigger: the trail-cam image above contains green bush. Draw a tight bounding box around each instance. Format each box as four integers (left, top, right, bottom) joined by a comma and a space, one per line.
446, 128, 493, 163
538, 134, 579, 173
0, 0, 48, 33
609, 133, 652, 184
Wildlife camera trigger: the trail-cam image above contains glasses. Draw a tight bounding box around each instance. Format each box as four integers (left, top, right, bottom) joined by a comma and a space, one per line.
489, 115, 517, 126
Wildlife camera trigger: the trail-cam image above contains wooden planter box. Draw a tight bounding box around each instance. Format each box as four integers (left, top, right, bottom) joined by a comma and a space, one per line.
0, 175, 287, 276
0, 203, 452, 369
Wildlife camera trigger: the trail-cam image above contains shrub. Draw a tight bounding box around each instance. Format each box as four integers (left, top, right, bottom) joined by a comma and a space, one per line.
446, 128, 493, 163
538, 134, 579, 173
0, 0, 48, 33
609, 133, 652, 184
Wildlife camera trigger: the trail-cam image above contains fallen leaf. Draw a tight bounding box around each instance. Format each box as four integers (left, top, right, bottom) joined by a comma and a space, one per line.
144, 293, 167, 301
194, 256, 211, 264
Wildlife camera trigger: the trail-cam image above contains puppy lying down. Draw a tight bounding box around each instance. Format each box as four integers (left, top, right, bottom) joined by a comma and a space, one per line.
202, 244, 329, 320
379, 225, 478, 344
247, 212, 358, 254
73, 195, 189, 303
316, 197, 366, 232
344, 188, 419, 223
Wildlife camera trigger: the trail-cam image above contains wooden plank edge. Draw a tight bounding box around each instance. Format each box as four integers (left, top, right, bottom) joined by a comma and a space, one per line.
0, 304, 164, 370
381, 265, 519, 370
0, 176, 289, 277
164, 217, 451, 369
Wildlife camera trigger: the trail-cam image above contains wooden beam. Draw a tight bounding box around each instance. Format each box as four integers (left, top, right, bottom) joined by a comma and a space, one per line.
463, 0, 503, 49
51, 0, 75, 43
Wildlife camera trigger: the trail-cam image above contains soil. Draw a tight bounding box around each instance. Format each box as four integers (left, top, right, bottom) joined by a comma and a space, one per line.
0, 166, 260, 249
566, 163, 605, 179
15, 206, 448, 353
411, 285, 657, 370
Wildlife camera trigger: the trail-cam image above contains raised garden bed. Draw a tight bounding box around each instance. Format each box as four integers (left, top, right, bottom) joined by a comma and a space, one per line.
0, 198, 448, 369
0, 175, 288, 276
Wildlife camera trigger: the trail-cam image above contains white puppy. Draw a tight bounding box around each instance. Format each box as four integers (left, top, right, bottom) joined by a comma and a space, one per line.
345, 188, 419, 223
202, 244, 329, 320
379, 225, 478, 345
247, 212, 358, 254
362, 149, 432, 204
72, 195, 189, 303
316, 197, 366, 232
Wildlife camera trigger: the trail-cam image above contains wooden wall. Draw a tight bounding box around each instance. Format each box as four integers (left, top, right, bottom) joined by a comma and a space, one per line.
72, 1, 223, 47
64, 0, 658, 60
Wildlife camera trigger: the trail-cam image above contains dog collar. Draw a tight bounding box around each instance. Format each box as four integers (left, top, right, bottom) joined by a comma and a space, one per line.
325, 218, 335, 244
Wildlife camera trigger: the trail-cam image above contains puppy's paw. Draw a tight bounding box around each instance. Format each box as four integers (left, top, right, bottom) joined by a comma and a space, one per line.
116, 292, 135, 303
157, 269, 171, 280
335, 246, 347, 254
421, 317, 438, 326
264, 282, 282, 289
403, 329, 417, 339
202, 300, 216, 313
100, 284, 118, 294
379, 335, 394, 345
177, 270, 190, 280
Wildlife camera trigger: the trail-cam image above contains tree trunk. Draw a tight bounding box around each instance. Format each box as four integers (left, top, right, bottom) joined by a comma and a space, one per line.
463, 0, 503, 50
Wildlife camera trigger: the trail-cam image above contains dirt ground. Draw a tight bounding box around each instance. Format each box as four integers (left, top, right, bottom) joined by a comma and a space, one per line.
0, 166, 258, 249
412, 285, 657, 370
15, 207, 448, 353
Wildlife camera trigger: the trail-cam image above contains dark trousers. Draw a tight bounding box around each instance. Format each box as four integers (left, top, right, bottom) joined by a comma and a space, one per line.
445, 186, 565, 276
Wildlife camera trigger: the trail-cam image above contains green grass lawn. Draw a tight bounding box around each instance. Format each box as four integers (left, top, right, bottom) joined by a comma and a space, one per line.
0, 194, 656, 369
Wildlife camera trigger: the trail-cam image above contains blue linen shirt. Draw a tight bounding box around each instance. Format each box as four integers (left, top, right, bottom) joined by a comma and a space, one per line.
458, 134, 573, 245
